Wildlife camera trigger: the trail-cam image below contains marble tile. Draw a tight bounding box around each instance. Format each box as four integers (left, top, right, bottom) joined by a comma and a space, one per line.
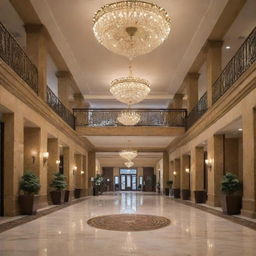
0, 192, 256, 256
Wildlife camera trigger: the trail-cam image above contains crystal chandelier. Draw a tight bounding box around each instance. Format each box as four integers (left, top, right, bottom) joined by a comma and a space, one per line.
119, 150, 138, 161
93, 0, 171, 60
124, 161, 134, 168
110, 65, 150, 105
117, 110, 140, 125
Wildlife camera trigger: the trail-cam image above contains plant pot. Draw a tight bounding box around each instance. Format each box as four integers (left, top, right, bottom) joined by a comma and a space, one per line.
165, 188, 169, 196
221, 194, 242, 215
181, 189, 190, 200
173, 188, 180, 198
19, 194, 39, 215
74, 189, 81, 199
194, 190, 207, 203
64, 190, 70, 203
50, 191, 65, 205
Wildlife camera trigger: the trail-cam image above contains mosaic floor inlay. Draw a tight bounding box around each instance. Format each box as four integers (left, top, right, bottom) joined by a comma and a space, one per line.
87, 214, 171, 231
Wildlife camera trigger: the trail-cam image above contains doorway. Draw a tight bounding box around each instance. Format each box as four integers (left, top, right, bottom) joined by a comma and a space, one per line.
0, 122, 4, 216
120, 169, 137, 191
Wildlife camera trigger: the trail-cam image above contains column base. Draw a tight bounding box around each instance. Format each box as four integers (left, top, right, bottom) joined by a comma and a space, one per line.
181, 189, 190, 200
207, 193, 221, 207
241, 198, 256, 218
193, 191, 207, 204
173, 188, 180, 198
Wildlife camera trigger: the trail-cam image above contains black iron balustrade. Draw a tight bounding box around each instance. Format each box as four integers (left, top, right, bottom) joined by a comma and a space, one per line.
186, 92, 208, 129
47, 87, 75, 129
73, 108, 187, 127
0, 22, 38, 94
212, 26, 256, 104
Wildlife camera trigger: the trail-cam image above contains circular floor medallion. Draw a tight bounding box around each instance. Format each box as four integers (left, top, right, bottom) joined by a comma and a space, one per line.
87, 214, 170, 232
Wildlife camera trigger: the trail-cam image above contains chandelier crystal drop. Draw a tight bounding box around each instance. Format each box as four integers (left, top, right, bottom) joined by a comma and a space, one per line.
124, 161, 134, 168
119, 150, 138, 161
117, 110, 140, 126
93, 0, 171, 60
110, 65, 150, 105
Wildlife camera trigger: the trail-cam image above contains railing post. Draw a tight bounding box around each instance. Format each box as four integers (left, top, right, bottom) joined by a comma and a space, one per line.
24, 24, 47, 101
206, 40, 223, 108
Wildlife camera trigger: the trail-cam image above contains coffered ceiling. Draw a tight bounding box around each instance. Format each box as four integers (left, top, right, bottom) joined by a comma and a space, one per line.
30, 0, 228, 107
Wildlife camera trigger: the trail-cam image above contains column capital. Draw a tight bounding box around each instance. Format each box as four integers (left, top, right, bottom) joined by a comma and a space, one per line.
56, 71, 70, 79
24, 24, 43, 33
207, 40, 223, 49
73, 93, 84, 100
187, 72, 200, 80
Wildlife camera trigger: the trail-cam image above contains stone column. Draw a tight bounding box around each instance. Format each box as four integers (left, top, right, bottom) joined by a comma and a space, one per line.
63, 147, 75, 197
56, 71, 72, 110
88, 151, 96, 195
47, 138, 59, 195
241, 108, 256, 218
206, 40, 223, 107
3, 113, 23, 216
191, 146, 205, 203
186, 73, 199, 113
24, 24, 47, 101
207, 135, 224, 207
163, 151, 169, 194
74, 154, 83, 189
173, 158, 181, 198
180, 154, 190, 200
82, 155, 88, 196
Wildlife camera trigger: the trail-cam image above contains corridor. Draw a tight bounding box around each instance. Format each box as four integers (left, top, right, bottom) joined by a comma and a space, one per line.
0, 192, 256, 256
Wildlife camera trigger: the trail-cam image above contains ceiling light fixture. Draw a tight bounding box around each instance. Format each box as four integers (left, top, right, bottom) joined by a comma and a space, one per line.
119, 150, 138, 161
93, 0, 171, 60
124, 161, 134, 168
117, 109, 140, 125
110, 65, 150, 105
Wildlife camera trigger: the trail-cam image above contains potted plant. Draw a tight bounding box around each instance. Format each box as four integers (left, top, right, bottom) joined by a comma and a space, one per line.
93, 175, 105, 196
19, 172, 41, 215
221, 172, 242, 215
166, 180, 173, 196
50, 173, 67, 205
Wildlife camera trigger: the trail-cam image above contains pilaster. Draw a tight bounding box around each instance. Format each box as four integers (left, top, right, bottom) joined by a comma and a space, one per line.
186, 73, 199, 113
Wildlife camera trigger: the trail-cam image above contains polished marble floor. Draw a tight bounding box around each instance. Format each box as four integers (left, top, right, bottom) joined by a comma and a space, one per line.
0, 192, 256, 256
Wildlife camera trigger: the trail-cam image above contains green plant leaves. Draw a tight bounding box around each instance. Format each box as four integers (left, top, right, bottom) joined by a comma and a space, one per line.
221, 172, 241, 194
50, 172, 67, 191
19, 172, 41, 194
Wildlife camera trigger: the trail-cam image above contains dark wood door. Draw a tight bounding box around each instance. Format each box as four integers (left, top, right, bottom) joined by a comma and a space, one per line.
0, 122, 4, 216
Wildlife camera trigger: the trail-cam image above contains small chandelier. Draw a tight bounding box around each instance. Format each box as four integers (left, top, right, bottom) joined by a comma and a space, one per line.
93, 0, 171, 60
117, 110, 140, 126
119, 150, 138, 161
125, 161, 134, 168
110, 65, 150, 105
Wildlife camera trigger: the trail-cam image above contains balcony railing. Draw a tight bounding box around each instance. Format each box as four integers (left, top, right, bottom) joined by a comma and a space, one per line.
73, 108, 187, 127
47, 87, 75, 129
186, 92, 208, 129
212, 26, 256, 104
0, 22, 38, 94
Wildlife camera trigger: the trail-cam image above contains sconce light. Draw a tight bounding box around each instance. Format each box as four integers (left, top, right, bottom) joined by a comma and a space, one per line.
56, 160, 60, 165
91, 177, 94, 182
173, 171, 177, 176
81, 171, 85, 175
31, 150, 37, 164
42, 152, 49, 164
205, 159, 213, 169
73, 166, 78, 175
185, 168, 190, 173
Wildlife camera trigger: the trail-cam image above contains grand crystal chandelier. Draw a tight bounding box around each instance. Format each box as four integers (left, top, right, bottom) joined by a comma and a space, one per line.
119, 150, 138, 161
124, 161, 134, 168
110, 65, 150, 105
117, 110, 140, 125
93, 0, 171, 60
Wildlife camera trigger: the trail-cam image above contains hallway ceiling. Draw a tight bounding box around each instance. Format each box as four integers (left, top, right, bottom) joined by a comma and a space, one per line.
30, 0, 228, 108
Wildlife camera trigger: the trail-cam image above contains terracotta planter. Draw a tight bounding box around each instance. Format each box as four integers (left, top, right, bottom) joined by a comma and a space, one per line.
74, 189, 81, 199
194, 191, 207, 203
173, 188, 180, 198
50, 191, 65, 205
19, 194, 39, 215
181, 189, 190, 200
221, 194, 242, 215
64, 190, 70, 203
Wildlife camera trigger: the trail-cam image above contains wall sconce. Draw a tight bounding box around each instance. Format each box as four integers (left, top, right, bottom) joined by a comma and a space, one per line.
173, 171, 177, 176
205, 159, 213, 169
56, 160, 60, 165
81, 171, 85, 175
73, 166, 78, 175
31, 150, 37, 164
91, 177, 94, 182
42, 152, 49, 164
185, 168, 190, 173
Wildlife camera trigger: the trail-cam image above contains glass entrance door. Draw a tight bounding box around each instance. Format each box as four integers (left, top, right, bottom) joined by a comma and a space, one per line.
120, 174, 137, 191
